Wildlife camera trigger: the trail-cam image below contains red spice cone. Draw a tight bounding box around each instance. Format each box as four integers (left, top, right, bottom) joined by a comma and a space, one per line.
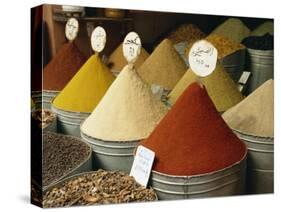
43, 42, 86, 91
140, 82, 246, 176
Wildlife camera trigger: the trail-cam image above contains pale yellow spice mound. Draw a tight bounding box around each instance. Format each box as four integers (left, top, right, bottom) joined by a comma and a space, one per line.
52, 54, 115, 113
81, 65, 168, 142
167, 23, 206, 44
223, 79, 274, 137
211, 18, 250, 43
168, 63, 244, 112
185, 34, 245, 59
250, 21, 274, 36
108, 43, 149, 72
138, 39, 187, 90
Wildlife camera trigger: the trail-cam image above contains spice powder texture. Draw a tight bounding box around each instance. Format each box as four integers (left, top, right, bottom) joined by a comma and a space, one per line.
81, 64, 168, 141
52, 54, 115, 113
168, 63, 244, 112
138, 39, 187, 90
140, 82, 246, 176
108, 43, 149, 72
43, 42, 86, 91
223, 79, 274, 137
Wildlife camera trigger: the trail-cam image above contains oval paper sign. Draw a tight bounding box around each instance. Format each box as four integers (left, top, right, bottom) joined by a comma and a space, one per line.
123, 32, 141, 64
188, 40, 218, 77
65, 18, 79, 41
91, 26, 106, 53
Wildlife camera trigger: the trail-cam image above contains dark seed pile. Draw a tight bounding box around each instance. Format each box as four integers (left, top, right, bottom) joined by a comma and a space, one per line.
242, 33, 273, 50
43, 170, 157, 208
43, 132, 91, 187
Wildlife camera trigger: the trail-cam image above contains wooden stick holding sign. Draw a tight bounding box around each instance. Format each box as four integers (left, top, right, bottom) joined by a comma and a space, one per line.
65, 18, 79, 42
91, 26, 106, 55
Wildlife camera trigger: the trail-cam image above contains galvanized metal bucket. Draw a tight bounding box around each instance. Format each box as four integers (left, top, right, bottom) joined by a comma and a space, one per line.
246, 48, 273, 93
32, 90, 59, 109
51, 104, 90, 138
42, 110, 57, 133
149, 153, 247, 200
233, 129, 274, 194
81, 131, 140, 173
220, 49, 246, 82
174, 42, 189, 66
43, 135, 92, 191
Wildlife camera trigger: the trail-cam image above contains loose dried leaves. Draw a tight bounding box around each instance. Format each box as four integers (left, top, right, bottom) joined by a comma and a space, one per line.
43, 170, 157, 208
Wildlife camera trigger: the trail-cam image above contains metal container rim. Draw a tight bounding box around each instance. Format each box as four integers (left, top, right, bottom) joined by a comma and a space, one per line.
42, 132, 92, 191
233, 128, 274, 144
151, 150, 247, 179
80, 129, 140, 148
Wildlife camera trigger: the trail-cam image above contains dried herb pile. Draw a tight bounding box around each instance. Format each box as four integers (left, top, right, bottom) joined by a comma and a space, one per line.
43, 170, 157, 208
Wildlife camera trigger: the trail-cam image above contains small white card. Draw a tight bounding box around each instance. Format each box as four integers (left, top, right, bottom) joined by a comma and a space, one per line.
188, 40, 218, 77
130, 145, 155, 187
123, 32, 141, 64
238, 71, 251, 85
65, 18, 79, 41
91, 26, 106, 53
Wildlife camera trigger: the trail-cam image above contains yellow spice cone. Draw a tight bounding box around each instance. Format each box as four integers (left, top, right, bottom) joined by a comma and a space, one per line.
53, 54, 115, 113
168, 63, 244, 113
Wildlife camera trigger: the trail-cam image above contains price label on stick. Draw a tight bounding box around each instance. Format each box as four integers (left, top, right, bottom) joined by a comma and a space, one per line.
91, 26, 106, 53
65, 18, 79, 41
188, 40, 218, 77
130, 145, 155, 187
123, 32, 141, 64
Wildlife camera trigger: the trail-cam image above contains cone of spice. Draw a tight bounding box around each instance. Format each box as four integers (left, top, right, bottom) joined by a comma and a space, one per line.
223, 79, 274, 138
43, 42, 86, 91
211, 18, 250, 43
250, 21, 274, 36
138, 39, 187, 90
108, 43, 149, 73
140, 82, 246, 176
81, 64, 168, 141
185, 34, 245, 59
168, 63, 244, 112
52, 54, 115, 113
167, 23, 206, 44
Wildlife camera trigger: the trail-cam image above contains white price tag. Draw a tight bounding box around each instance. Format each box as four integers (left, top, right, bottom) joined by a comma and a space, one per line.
91, 26, 106, 53
238, 71, 251, 85
65, 18, 79, 41
130, 145, 155, 187
123, 32, 141, 64
188, 40, 218, 77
